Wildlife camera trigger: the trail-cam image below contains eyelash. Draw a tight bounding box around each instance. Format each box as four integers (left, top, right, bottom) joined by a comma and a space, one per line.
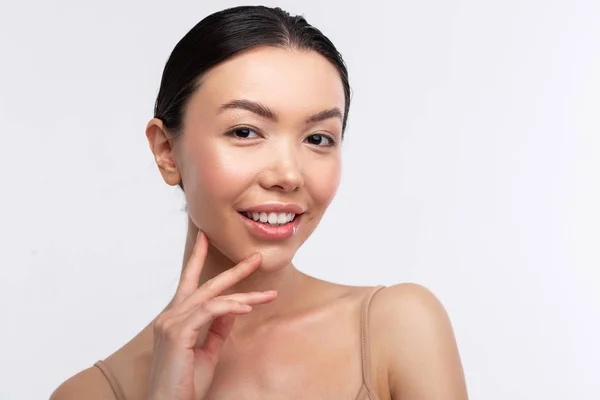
306, 133, 336, 147
226, 126, 261, 140
226, 127, 336, 147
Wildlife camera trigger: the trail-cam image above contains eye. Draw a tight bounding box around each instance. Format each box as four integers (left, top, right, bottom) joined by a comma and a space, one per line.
227, 127, 260, 139
305, 134, 335, 147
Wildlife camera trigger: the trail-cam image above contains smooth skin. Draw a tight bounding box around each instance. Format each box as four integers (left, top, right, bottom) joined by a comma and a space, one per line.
51, 46, 468, 400
148, 232, 277, 400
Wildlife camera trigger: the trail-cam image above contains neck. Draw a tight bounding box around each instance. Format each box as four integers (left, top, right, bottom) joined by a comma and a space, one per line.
180, 218, 306, 327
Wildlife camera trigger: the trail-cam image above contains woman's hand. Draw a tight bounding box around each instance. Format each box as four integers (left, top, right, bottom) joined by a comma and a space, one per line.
147, 231, 277, 400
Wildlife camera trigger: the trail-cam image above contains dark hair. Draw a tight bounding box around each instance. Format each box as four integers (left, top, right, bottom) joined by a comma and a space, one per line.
153, 6, 351, 191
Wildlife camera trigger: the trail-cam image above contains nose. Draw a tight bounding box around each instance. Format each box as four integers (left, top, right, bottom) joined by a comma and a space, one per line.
258, 144, 304, 192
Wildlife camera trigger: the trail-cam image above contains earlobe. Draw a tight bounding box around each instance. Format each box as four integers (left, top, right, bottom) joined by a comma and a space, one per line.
145, 118, 182, 187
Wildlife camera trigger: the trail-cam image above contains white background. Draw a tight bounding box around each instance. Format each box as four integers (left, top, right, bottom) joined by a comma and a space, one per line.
0, 0, 598, 399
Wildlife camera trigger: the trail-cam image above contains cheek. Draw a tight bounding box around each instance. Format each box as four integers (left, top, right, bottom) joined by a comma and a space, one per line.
307, 154, 342, 208
182, 141, 251, 224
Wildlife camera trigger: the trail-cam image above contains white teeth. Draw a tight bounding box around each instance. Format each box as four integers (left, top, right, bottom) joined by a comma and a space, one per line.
268, 213, 278, 224
277, 213, 287, 224
260, 212, 268, 223
244, 211, 296, 226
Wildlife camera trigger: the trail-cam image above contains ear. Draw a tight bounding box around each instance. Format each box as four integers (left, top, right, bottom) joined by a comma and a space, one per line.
145, 118, 182, 187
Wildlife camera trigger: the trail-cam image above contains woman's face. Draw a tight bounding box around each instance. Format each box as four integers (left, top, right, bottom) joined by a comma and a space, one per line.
171, 46, 345, 270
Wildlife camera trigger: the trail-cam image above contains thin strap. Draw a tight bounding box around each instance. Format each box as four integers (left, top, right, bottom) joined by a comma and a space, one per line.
360, 285, 386, 394
94, 360, 127, 400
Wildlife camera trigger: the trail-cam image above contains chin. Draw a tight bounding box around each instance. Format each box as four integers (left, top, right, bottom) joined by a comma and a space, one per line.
254, 247, 296, 272
200, 210, 309, 272
208, 236, 298, 272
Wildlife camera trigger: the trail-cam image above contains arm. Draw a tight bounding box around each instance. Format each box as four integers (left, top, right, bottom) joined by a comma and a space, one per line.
374, 283, 468, 400
49, 367, 116, 400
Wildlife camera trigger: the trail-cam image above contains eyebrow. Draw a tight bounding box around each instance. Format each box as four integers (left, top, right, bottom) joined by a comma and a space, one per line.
218, 99, 343, 125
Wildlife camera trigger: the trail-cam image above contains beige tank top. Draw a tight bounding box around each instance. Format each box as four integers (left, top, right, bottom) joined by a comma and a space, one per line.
94, 285, 385, 400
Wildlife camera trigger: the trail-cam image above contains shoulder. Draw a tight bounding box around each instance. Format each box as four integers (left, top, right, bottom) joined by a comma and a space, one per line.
370, 282, 448, 323
50, 365, 115, 400
369, 283, 453, 350
370, 283, 468, 399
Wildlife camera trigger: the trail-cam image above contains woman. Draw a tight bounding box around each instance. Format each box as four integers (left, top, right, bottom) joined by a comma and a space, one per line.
51, 5, 467, 400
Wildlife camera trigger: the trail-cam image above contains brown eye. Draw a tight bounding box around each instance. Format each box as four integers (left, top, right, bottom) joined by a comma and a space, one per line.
306, 134, 334, 146
228, 127, 259, 139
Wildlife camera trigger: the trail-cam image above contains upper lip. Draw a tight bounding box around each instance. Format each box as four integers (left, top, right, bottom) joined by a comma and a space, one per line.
240, 202, 306, 214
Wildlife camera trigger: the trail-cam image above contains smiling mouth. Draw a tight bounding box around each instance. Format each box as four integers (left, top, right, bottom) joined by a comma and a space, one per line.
239, 211, 298, 226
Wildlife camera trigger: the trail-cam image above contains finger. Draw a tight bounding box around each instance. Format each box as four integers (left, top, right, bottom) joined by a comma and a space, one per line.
177, 299, 252, 345
180, 253, 262, 308
174, 230, 208, 302
215, 290, 278, 306
165, 290, 276, 335
198, 314, 237, 365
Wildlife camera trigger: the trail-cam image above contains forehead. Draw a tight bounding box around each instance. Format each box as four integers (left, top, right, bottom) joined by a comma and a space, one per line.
190, 46, 345, 117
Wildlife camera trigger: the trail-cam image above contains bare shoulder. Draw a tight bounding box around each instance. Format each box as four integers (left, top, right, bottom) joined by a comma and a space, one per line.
371, 282, 449, 321
370, 283, 468, 400
370, 283, 454, 350
50, 365, 115, 400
